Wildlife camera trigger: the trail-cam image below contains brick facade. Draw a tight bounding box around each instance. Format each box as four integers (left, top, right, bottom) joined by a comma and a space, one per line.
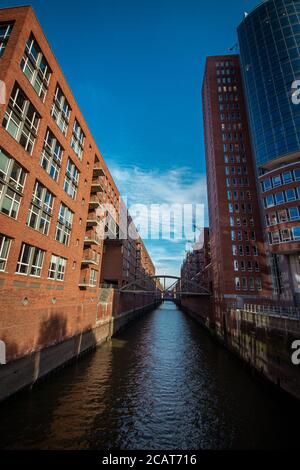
202, 55, 272, 333
0, 6, 156, 365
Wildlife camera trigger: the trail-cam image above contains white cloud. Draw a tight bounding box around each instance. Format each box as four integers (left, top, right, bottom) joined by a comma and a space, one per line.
107, 160, 208, 208
106, 159, 208, 279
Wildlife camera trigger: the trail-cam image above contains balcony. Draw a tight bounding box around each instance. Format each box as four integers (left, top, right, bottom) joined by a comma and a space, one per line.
91, 176, 104, 193
93, 163, 106, 177
82, 250, 100, 266
89, 195, 101, 209
79, 275, 97, 289
84, 232, 102, 246
86, 211, 100, 227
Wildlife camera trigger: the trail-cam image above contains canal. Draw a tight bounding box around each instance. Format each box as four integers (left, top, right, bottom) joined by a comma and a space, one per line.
0, 302, 299, 450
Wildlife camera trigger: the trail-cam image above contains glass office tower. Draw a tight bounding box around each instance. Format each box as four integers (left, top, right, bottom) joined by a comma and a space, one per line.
238, 0, 300, 306
238, 0, 300, 168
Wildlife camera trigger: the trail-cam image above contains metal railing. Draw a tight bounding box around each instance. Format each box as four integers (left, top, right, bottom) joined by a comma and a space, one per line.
237, 303, 300, 320
82, 250, 100, 264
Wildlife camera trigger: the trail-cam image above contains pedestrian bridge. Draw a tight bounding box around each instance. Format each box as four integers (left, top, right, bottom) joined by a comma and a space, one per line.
119, 275, 211, 299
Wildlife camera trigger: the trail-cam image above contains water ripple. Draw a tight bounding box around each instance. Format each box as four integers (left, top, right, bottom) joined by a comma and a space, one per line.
0, 303, 299, 450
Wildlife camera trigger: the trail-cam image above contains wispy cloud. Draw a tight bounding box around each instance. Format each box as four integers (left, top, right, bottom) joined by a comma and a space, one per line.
107, 159, 208, 208
106, 158, 208, 278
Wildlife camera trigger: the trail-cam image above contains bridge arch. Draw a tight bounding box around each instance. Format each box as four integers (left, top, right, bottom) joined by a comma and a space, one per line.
119, 275, 211, 297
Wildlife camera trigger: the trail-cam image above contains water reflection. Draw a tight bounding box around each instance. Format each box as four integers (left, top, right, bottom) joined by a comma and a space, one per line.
0, 303, 299, 449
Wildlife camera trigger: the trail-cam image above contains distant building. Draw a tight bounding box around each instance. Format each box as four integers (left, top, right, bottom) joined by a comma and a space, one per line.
181, 228, 211, 292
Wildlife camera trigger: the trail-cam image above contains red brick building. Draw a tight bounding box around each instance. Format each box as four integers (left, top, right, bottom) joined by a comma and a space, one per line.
180, 228, 211, 292
202, 55, 272, 333
101, 212, 155, 290
0, 5, 156, 373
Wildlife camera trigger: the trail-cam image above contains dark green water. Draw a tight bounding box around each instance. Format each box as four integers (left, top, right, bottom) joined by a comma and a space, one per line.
0, 302, 299, 450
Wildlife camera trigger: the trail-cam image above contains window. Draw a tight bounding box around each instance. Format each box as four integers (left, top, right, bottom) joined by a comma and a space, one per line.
253, 246, 258, 256
275, 192, 285, 205
242, 277, 247, 291
281, 229, 291, 243
232, 245, 237, 256
0, 22, 13, 57
272, 175, 282, 188
64, 158, 79, 200
20, 34, 51, 101
294, 169, 300, 181
256, 278, 262, 291
27, 181, 54, 235
71, 119, 85, 160
282, 171, 293, 184
90, 269, 97, 287
270, 232, 280, 245
0, 234, 12, 271
264, 195, 274, 208
289, 207, 299, 221
51, 85, 71, 136
249, 277, 255, 291
16, 243, 45, 277
48, 255, 67, 281
292, 227, 300, 241
239, 245, 244, 256
235, 277, 240, 291
233, 260, 239, 271
286, 189, 296, 202
278, 210, 288, 223
2, 84, 40, 155
0, 148, 27, 219
40, 128, 63, 182
262, 179, 272, 192
55, 203, 73, 246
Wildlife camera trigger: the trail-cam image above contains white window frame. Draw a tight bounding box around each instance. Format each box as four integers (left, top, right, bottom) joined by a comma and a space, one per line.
40, 128, 63, 182
3, 85, 40, 155
51, 85, 71, 136
48, 255, 67, 281
0, 234, 12, 271
55, 203, 73, 246
27, 181, 54, 236
20, 34, 51, 102
16, 243, 45, 277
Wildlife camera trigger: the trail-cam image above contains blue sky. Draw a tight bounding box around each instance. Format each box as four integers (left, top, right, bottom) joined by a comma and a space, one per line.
2, 0, 259, 277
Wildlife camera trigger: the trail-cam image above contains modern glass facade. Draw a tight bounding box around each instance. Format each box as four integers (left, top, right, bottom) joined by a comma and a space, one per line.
238, 0, 300, 169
